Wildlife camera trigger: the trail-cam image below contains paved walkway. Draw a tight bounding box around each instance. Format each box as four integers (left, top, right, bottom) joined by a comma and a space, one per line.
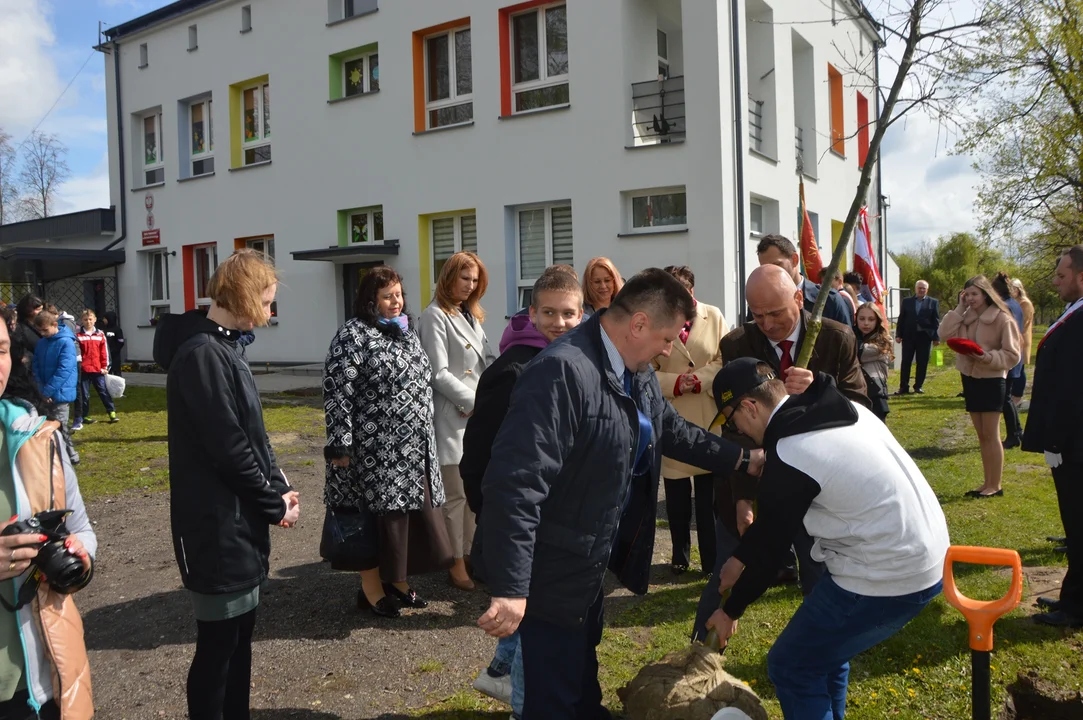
123, 370, 322, 394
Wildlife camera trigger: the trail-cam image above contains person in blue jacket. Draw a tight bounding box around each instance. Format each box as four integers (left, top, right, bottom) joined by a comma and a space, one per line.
30, 311, 80, 464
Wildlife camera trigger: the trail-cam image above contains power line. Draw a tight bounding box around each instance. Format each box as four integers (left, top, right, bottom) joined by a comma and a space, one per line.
16, 49, 97, 150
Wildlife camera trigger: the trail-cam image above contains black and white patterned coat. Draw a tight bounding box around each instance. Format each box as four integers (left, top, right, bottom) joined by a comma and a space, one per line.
323, 317, 445, 514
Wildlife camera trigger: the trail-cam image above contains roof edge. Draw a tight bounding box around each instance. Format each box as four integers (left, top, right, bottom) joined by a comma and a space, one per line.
103, 0, 224, 41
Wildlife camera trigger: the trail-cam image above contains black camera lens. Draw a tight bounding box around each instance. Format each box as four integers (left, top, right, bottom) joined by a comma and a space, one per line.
35, 542, 85, 592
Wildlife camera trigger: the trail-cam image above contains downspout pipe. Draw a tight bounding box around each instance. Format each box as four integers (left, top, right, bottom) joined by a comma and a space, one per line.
103, 39, 127, 253
730, 0, 748, 315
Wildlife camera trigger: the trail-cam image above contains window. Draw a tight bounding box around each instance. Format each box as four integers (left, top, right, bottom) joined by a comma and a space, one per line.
657, 29, 669, 79
425, 27, 472, 128
142, 112, 164, 185
148, 251, 170, 319
139, 43, 148, 68
750, 201, 763, 235
828, 64, 844, 156
242, 82, 271, 165
244, 237, 277, 317
431, 213, 477, 283
516, 204, 572, 306
194, 244, 218, 309
631, 190, 687, 229
344, 51, 379, 97
510, 3, 569, 112
188, 25, 198, 51
349, 208, 384, 243
189, 99, 214, 176
856, 91, 869, 168
241, 5, 252, 32
344, 0, 377, 18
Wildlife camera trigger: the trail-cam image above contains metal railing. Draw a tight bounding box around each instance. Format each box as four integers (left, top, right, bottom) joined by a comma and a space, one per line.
749, 97, 765, 153
631, 75, 686, 145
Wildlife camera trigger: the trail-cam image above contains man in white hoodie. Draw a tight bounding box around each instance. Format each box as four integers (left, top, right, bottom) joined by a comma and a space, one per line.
704, 358, 949, 719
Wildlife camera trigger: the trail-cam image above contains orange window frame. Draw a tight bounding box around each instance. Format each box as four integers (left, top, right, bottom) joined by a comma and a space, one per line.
412, 17, 471, 133
828, 64, 844, 156
498, 0, 557, 117
856, 92, 869, 168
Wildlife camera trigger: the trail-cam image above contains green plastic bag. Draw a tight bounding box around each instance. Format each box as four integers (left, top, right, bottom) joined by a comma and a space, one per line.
934, 348, 944, 367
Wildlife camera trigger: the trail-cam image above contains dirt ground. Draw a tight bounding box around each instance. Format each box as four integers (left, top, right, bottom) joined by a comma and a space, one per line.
78, 435, 688, 719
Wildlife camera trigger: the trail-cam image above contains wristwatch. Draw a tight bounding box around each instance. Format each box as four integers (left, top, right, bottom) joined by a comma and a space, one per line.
737, 448, 752, 474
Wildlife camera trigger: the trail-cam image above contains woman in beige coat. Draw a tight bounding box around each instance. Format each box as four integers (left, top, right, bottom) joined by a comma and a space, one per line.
419, 252, 496, 589
939, 275, 1021, 497
651, 266, 729, 574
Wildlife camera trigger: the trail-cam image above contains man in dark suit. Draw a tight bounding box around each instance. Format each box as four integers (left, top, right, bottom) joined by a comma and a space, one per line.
895, 280, 941, 395
691, 264, 870, 641
1023, 246, 1083, 628
756, 234, 854, 328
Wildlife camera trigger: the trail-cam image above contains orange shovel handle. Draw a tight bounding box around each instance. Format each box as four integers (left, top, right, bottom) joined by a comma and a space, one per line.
941, 545, 1023, 652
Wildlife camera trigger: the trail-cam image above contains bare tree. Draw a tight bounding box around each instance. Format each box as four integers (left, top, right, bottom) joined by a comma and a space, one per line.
0, 129, 19, 225
17, 131, 70, 220
797, 0, 995, 366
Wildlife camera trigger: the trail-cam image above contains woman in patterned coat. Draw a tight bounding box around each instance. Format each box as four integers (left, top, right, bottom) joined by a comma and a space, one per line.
324, 266, 453, 617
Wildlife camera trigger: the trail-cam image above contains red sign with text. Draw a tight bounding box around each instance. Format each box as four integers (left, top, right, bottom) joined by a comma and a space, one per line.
142, 229, 161, 246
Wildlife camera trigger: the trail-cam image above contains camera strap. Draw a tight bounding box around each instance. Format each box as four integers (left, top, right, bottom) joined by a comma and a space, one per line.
0, 568, 42, 613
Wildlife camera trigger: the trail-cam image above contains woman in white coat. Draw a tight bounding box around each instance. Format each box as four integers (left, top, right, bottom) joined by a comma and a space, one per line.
419, 252, 496, 590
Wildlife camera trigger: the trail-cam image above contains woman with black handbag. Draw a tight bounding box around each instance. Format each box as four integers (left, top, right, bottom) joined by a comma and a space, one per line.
855, 302, 893, 422
323, 266, 452, 618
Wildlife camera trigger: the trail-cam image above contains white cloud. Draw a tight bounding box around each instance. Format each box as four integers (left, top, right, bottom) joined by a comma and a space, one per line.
55, 152, 110, 213
0, 0, 63, 135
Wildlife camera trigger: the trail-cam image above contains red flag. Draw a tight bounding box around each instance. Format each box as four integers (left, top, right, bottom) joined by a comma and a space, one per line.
799, 179, 824, 284
854, 205, 886, 314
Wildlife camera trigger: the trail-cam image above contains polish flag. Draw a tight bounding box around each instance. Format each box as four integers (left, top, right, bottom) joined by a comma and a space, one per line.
854, 206, 885, 310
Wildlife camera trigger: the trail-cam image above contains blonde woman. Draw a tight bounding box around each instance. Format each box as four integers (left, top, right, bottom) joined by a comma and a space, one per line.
1011, 278, 1035, 404
582, 257, 624, 315
939, 275, 1021, 497
419, 252, 496, 590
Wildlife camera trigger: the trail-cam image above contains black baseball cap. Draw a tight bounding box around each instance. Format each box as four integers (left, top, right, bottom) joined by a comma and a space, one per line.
710, 357, 777, 430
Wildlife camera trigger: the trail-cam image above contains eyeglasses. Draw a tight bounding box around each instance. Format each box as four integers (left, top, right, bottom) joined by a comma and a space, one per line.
710, 397, 750, 430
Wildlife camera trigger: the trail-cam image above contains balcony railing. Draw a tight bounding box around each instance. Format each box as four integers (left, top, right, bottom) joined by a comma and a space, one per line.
748, 96, 765, 153
631, 75, 686, 146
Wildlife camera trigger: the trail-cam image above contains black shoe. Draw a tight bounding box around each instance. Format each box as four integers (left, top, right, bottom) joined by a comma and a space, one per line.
383, 583, 429, 608
956, 392, 966, 398
977, 490, 1004, 498
1034, 610, 1083, 628
1002, 436, 1021, 450
1036, 597, 1061, 611
964, 490, 983, 498
893, 389, 909, 396
1047, 536, 1067, 544
357, 589, 400, 617
671, 563, 689, 576
914, 388, 925, 394
1054, 546, 1068, 554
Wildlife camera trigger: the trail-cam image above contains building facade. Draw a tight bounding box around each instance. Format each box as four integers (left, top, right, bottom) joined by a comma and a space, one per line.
99, 0, 884, 363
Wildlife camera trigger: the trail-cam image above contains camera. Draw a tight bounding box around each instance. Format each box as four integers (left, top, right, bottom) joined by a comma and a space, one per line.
1, 510, 87, 593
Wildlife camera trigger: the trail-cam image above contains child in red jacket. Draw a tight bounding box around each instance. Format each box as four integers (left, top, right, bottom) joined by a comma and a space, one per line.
74, 309, 118, 428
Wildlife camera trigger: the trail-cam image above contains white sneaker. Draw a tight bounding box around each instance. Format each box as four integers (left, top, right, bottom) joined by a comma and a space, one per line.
473, 671, 512, 705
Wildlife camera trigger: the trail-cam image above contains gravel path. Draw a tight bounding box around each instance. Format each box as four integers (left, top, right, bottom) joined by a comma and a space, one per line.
78, 448, 684, 719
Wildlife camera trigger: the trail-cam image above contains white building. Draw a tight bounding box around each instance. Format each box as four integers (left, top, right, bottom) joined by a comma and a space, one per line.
95, 0, 885, 364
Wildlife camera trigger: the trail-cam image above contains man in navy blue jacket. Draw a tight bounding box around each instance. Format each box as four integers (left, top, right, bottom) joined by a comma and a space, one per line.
478, 269, 763, 719
894, 280, 941, 394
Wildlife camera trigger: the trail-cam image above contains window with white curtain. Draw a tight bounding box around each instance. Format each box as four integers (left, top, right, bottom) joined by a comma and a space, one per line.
516, 204, 573, 307
431, 213, 477, 285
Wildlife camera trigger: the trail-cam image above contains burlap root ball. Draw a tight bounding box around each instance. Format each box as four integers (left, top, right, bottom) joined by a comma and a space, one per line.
617, 644, 768, 720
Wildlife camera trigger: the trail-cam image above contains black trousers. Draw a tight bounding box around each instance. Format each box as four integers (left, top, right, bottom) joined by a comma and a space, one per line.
899, 335, 932, 392
1053, 461, 1083, 615
1002, 379, 1023, 442
0, 692, 58, 720
187, 608, 257, 720
519, 590, 612, 720
663, 474, 716, 572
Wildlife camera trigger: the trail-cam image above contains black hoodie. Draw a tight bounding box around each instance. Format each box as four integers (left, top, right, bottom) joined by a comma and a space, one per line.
723, 374, 859, 619
154, 311, 292, 594
101, 311, 125, 374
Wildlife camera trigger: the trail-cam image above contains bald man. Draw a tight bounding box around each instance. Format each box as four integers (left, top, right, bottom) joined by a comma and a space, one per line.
691, 265, 869, 641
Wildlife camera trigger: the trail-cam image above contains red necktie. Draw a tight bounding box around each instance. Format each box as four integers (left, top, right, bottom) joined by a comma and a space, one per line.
778, 340, 794, 373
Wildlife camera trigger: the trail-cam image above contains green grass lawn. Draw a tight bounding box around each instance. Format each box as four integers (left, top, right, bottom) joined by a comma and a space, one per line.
74, 362, 1082, 719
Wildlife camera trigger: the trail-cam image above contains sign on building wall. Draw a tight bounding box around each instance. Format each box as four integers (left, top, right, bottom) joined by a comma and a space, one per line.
142, 229, 161, 246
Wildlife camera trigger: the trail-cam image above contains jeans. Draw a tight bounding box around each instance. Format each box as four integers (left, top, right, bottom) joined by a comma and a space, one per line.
187, 608, 257, 720
767, 575, 942, 720
52, 403, 79, 464
1010, 369, 1027, 398
492, 632, 525, 717
78, 373, 115, 418
1002, 379, 1022, 441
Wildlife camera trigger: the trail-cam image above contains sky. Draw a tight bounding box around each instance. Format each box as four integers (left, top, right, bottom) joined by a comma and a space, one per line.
0, 0, 984, 253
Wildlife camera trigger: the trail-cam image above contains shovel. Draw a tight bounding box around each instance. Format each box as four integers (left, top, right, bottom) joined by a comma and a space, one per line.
942, 545, 1024, 720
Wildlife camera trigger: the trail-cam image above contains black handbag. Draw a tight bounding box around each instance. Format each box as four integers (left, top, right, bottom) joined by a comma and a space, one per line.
319, 505, 378, 571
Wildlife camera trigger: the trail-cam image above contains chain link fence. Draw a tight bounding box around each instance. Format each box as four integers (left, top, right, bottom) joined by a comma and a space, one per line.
0, 276, 119, 322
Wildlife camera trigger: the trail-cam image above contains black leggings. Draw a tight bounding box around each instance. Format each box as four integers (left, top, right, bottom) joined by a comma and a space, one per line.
187, 608, 257, 720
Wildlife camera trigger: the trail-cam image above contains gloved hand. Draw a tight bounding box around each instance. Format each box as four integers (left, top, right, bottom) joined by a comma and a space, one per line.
1045, 451, 1063, 469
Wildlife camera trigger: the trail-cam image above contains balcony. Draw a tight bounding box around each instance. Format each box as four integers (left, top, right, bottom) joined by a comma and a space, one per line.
631, 75, 686, 146
749, 96, 765, 154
